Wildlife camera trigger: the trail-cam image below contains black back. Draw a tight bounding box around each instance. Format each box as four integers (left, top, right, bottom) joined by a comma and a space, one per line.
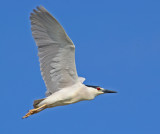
85, 85, 100, 89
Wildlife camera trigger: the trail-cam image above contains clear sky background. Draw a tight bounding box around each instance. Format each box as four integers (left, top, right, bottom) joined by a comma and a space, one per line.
0, 0, 160, 133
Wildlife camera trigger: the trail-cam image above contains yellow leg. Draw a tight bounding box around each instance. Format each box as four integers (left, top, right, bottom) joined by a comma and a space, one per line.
22, 104, 47, 119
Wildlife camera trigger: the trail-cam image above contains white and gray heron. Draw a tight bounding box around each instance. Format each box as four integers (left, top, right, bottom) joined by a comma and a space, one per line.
23, 6, 117, 119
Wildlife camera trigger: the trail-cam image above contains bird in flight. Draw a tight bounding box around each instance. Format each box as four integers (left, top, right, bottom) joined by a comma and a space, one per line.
23, 6, 117, 119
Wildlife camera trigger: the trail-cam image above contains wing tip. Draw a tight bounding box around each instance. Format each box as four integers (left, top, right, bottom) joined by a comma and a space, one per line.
36, 5, 48, 13
30, 5, 48, 18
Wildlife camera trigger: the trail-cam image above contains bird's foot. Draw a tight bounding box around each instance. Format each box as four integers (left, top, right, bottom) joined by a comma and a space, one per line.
22, 104, 47, 119
22, 109, 38, 119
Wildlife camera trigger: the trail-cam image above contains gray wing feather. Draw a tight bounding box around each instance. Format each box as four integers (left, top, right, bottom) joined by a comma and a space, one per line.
30, 6, 78, 96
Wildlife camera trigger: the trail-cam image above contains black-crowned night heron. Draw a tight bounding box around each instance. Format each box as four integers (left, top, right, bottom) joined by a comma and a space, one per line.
23, 6, 117, 119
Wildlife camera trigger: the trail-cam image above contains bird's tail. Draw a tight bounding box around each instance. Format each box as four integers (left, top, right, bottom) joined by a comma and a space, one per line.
33, 98, 45, 108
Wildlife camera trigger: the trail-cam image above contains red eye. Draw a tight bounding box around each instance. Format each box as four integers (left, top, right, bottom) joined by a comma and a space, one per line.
97, 87, 101, 90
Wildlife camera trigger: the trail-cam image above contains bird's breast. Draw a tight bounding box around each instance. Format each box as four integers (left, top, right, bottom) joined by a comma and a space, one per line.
45, 84, 92, 107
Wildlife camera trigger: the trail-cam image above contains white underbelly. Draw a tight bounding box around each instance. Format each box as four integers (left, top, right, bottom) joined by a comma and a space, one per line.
41, 83, 89, 108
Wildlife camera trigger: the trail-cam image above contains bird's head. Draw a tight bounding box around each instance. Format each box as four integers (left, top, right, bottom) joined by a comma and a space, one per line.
86, 85, 117, 97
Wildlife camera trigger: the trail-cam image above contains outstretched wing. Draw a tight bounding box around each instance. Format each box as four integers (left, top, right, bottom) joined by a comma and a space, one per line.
30, 6, 78, 96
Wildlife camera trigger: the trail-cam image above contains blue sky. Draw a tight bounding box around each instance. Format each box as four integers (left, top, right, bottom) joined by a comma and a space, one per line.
0, 0, 160, 133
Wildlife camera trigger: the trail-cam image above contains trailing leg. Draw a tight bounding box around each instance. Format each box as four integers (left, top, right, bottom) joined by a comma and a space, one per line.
22, 104, 47, 119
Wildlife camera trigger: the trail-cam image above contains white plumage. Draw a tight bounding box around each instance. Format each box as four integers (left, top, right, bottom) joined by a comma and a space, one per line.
30, 6, 78, 96
23, 6, 117, 119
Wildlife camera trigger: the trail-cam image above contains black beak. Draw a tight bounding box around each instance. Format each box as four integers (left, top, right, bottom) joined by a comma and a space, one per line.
103, 89, 117, 93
